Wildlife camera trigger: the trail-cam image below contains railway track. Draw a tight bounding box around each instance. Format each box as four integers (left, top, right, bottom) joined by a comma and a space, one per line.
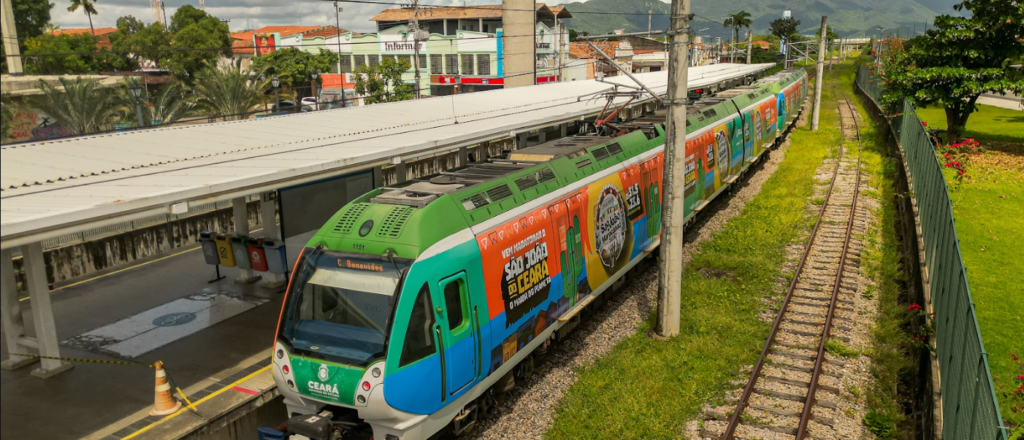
699, 93, 866, 440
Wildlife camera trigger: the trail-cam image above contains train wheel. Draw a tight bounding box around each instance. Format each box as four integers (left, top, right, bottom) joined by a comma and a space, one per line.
514, 355, 535, 384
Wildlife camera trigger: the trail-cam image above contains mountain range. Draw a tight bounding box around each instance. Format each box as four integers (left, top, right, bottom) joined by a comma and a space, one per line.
559, 0, 966, 39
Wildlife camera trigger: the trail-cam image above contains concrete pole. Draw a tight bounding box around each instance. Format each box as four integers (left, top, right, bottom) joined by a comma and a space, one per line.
412, 0, 422, 99
24, 243, 74, 378
1, 0, 24, 75
746, 30, 753, 64
260, 192, 285, 288
0, 249, 37, 370
657, 0, 689, 338
334, 2, 347, 108
233, 197, 259, 284
811, 16, 827, 131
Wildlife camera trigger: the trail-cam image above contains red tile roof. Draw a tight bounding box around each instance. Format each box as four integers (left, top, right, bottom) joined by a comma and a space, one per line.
51, 27, 117, 37
569, 41, 622, 59
371, 3, 568, 22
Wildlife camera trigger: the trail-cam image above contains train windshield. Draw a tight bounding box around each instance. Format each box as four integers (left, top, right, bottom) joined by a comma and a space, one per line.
280, 249, 409, 367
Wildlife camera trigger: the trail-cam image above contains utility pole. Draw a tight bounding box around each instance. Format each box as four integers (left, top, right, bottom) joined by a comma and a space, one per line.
1, 0, 24, 75
335, 2, 347, 108
648, 10, 653, 37
657, 0, 689, 338
811, 16, 827, 131
746, 30, 752, 64
411, 0, 423, 99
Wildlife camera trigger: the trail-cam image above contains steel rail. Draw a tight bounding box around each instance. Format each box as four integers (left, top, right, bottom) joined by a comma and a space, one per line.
794, 92, 863, 439
720, 94, 849, 440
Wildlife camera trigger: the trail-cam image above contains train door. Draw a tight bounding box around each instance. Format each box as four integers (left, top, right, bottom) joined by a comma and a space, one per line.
743, 111, 754, 164
777, 92, 788, 131
639, 155, 663, 243
434, 272, 479, 396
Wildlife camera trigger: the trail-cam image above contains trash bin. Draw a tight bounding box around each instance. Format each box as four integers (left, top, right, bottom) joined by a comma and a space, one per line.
247, 238, 269, 272
263, 239, 289, 274
215, 234, 236, 267
199, 232, 220, 265
230, 234, 252, 270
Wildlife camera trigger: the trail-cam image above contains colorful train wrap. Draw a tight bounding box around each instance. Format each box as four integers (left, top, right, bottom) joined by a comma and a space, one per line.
272, 69, 808, 440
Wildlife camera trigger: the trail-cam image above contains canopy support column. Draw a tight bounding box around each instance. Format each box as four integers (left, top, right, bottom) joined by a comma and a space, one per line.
24, 243, 73, 378
233, 198, 260, 285
260, 192, 286, 289
1, 248, 37, 370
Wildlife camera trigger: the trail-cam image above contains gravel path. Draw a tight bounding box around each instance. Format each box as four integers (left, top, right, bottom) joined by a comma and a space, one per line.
467, 129, 801, 440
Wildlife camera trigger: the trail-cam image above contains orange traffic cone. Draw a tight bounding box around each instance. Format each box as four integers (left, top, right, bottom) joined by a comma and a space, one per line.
150, 361, 182, 416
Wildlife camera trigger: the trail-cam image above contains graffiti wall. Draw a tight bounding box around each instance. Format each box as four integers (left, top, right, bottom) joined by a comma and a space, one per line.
5, 109, 71, 143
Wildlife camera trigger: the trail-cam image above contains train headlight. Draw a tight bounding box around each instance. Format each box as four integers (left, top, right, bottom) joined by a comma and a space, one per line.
372, 368, 381, 378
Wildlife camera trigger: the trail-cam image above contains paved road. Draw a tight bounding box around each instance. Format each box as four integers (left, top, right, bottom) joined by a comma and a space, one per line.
0, 231, 312, 439
979, 93, 1023, 111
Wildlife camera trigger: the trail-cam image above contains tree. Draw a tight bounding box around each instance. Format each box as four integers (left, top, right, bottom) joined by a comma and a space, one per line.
879, 0, 1024, 142
250, 47, 340, 98
354, 57, 415, 105
108, 16, 171, 70
30, 77, 119, 135
22, 33, 110, 74
115, 79, 194, 127
769, 17, 801, 43
723, 11, 752, 62
67, 0, 98, 36
163, 5, 231, 81
193, 65, 268, 121
13, 0, 53, 40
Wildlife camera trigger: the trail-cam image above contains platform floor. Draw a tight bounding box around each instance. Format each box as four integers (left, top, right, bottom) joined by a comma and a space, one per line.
0, 231, 312, 439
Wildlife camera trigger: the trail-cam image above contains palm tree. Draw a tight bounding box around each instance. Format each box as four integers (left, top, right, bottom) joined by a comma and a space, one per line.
193, 65, 269, 121
68, 0, 98, 36
115, 79, 195, 127
31, 77, 119, 135
723, 11, 752, 63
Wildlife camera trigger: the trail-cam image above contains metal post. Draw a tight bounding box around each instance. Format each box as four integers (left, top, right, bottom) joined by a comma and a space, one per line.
334, 2, 347, 108
412, 0, 422, 100
134, 98, 145, 128
811, 16, 827, 131
1, 0, 24, 75
746, 30, 753, 64
0, 249, 36, 370
657, 0, 689, 338
232, 197, 259, 284
23, 243, 73, 378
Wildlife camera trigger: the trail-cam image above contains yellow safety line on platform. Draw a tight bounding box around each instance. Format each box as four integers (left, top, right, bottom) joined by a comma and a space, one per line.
122, 365, 271, 440
19, 227, 266, 303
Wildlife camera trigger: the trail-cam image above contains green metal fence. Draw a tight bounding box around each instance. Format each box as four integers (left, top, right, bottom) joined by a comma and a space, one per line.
856, 66, 1010, 440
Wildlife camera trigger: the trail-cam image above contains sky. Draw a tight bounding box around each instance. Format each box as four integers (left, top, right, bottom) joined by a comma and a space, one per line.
49, 0, 514, 33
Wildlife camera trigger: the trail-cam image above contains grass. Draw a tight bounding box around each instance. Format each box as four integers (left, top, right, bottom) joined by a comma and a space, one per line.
544, 65, 843, 439
825, 338, 860, 359
916, 104, 1024, 431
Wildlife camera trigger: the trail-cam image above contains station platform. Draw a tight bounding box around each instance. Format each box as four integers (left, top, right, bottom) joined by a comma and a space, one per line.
0, 231, 310, 439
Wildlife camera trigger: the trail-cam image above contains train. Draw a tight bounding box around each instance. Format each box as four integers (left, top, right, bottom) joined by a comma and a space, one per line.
269, 68, 808, 440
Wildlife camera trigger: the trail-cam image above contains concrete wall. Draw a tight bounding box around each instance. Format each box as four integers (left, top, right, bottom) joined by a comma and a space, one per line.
11, 201, 263, 294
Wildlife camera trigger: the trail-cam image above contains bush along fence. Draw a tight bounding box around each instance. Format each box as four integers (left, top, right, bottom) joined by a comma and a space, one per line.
856, 65, 1009, 440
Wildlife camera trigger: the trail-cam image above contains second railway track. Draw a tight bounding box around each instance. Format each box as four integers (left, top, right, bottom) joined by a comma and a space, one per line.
699, 92, 867, 440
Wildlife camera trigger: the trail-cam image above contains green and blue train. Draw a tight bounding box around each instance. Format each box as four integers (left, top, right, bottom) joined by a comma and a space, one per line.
270, 69, 807, 440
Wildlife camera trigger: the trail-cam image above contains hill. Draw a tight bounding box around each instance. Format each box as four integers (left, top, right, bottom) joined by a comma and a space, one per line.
560, 0, 954, 39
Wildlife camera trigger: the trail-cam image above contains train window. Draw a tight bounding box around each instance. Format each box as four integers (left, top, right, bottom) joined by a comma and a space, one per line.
536, 168, 556, 183
461, 193, 489, 211
591, 147, 610, 161
442, 278, 467, 332
576, 159, 592, 169
702, 109, 718, 118
400, 284, 437, 368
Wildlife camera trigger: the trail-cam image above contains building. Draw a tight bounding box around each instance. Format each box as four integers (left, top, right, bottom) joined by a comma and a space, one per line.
568, 40, 634, 79
50, 28, 117, 50
230, 26, 351, 70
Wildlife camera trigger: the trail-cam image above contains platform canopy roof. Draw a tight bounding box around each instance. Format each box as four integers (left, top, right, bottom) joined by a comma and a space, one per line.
0, 63, 775, 249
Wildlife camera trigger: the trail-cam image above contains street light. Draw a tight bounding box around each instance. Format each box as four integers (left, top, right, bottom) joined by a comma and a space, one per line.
271, 76, 281, 115
128, 79, 145, 129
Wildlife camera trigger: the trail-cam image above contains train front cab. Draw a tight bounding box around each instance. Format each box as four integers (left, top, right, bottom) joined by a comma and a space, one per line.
272, 238, 490, 440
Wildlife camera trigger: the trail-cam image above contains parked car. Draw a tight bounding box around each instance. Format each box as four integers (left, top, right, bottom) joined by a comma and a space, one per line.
300, 97, 319, 108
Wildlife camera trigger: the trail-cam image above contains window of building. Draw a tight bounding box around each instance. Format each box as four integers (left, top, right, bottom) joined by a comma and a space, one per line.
430, 54, 442, 74
461, 54, 474, 75
483, 24, 489, 33
354, 55, 366, 70
368, 55, 380, 68
400, 284, 436, 367
418, 54, 427, 71
398, 55, 412, 69
339, 55, 352, 73
477, 54, 490, 76
445, 54, 458, 75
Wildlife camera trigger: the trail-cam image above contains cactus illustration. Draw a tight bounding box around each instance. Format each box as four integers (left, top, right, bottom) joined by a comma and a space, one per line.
646, 183, 662, 239
560, 216, 584, 302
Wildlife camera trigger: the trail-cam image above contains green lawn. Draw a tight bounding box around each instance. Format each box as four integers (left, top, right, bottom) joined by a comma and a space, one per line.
545, 64, 908, 439
916, 105, 1024, 431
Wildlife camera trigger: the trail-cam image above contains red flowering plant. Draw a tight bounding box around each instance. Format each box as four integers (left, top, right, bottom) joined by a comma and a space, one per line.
907, 303, 935, 352
1005, 353, 1024, 417
935, 138, 983, 186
